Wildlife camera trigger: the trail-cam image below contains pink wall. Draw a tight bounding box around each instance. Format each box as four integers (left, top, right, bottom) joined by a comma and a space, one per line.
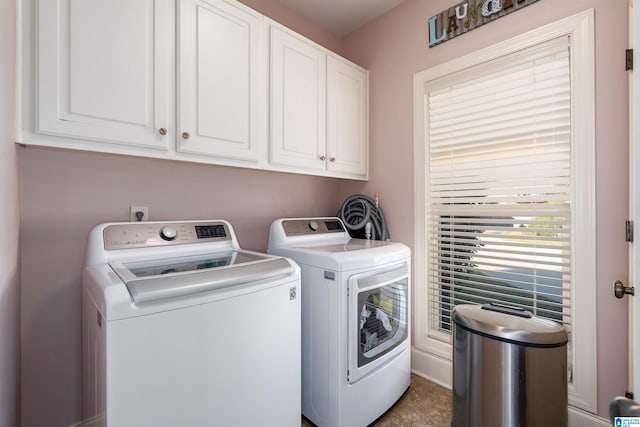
1, 0, 21, 426
18, 3, 343, 426
339, 0, 630, 417
20, 149, 341, 426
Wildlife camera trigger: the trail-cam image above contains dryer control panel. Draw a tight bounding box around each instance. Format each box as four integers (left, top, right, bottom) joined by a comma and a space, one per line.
282, 219, 345, 236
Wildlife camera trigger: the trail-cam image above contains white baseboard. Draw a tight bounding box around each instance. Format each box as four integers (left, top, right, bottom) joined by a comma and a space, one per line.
410, 347, 611, 427
411, 347, 452, 389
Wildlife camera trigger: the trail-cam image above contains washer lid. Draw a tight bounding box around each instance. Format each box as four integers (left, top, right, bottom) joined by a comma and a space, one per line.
110, 251, 294, 304
452, 303, 568, 347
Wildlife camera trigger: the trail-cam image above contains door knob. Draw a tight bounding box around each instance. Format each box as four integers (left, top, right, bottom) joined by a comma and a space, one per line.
613, 280, 635, 299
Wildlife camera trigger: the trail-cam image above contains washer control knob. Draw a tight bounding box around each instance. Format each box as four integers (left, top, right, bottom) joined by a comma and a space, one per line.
308, 221, 319, 231
160, 226, 178, 241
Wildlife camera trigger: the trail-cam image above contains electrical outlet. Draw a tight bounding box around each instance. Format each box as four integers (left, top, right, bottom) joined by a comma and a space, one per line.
130, 206, 148, 222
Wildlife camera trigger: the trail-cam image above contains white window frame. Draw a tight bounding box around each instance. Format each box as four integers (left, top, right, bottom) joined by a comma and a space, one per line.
413, 9, 596, 412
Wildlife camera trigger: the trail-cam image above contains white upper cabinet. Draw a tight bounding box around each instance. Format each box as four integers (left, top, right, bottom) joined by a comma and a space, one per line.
19, 0, 368, 180
177, 0, 263, 162
33, 0, 173, 151
326, 56, 368, 178
269, 24, 326, 171
267, 21, 368, 180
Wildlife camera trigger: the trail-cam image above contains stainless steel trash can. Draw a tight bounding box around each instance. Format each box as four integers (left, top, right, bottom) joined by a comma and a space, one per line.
451, 303, 569, 427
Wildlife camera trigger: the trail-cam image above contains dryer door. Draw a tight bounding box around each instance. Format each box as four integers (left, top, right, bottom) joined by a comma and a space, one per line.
347, 262, 409, 384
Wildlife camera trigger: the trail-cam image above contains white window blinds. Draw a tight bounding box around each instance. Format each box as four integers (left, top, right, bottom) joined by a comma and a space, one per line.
426, 37, 572, 338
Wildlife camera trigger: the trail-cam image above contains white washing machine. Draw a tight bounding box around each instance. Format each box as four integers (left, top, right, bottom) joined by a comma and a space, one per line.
268, 217, 411, 427
81, 220, 301, 427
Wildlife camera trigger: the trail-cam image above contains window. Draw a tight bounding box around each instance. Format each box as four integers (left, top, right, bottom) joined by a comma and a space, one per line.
413, 10, 596, 412
427, 38, 571, 338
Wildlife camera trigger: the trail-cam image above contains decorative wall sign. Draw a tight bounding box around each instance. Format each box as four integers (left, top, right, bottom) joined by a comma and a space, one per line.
428, 0, 540, 47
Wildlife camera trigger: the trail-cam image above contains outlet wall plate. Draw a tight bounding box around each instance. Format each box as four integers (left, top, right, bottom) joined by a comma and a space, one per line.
129, 206, 148, 222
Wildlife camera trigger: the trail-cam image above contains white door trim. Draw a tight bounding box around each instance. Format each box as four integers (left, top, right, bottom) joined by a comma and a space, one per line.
631, 0, 639, 397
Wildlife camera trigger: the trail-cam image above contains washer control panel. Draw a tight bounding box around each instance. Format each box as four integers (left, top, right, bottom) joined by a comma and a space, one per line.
282, 218, 345, 236
103, 221, 230, 250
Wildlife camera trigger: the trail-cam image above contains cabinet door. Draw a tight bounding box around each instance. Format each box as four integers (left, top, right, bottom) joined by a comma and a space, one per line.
36, 0, 172, 150
178, 0, 262, 162
326, 56, 369, 178
269, 24, 326, 171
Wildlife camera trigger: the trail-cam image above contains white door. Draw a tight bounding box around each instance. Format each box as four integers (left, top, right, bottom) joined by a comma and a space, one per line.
269, 23, 326, 171
36, 0, 173, 150
178, 0, 262, 162
326, 56, 369, 178
632, 0, 640, 397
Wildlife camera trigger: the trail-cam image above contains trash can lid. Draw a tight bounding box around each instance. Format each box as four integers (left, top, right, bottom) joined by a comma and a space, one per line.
452, 303, 568, 347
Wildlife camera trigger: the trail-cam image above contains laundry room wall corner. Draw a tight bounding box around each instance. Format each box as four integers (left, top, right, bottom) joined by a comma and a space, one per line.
20, 148, 341, 426
17, 1, 346, 425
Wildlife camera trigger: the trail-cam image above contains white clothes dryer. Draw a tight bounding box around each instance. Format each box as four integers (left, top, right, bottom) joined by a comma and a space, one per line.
268, 217, 411, 427
82, 220, 301, 427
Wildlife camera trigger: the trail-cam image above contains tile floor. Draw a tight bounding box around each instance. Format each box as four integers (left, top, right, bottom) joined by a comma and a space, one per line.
301, 374, 453, 426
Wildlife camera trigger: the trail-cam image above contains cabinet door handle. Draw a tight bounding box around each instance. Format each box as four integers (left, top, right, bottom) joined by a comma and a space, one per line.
158, 128, 167, 135
182, 132, 190, 140
320, 155, 326, 161
330, 157, 336, 163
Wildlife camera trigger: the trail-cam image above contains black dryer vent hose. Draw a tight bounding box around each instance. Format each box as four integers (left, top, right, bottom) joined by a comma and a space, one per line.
338, 194, 389, 241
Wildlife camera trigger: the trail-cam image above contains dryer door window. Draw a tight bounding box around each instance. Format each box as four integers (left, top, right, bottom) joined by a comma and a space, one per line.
348, 263, 409, 384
